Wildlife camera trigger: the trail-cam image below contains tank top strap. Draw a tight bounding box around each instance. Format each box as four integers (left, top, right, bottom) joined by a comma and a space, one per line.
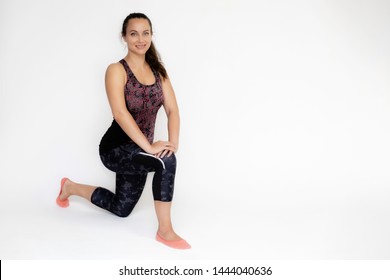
119, 59, 134, 77
120, 58, 160, 85
153, 69, 161, 84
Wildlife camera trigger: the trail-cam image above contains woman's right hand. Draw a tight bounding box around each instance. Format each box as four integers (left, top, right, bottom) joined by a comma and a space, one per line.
148, 141, 176, 156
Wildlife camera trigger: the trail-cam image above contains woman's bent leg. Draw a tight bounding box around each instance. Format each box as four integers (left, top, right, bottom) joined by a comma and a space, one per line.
132, 153, 176, 201
131, 153, 190, 247
91, 173, 147, 217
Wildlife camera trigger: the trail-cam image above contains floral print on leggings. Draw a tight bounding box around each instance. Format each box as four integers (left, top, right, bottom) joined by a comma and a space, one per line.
91, 143, 176, 218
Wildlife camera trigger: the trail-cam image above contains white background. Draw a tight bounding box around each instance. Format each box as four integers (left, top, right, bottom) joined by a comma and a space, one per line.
1, 0, 389, 259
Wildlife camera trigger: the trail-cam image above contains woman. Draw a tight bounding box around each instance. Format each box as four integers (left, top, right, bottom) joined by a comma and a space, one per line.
56, 12, 190, 250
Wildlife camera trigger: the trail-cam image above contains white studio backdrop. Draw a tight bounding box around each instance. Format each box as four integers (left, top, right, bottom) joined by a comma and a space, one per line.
0, 0, 390, 259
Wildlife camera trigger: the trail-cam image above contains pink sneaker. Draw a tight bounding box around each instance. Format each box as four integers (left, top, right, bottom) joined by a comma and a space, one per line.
56, 177, 69, 208
156, 232, 191, 249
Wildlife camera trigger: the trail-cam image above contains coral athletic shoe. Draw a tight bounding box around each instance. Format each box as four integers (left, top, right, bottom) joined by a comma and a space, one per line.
56, 177, 69, 208
156, 232, 191, 249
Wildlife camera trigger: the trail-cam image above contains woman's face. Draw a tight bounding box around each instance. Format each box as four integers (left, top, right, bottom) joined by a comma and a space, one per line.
123, 18, 152, 55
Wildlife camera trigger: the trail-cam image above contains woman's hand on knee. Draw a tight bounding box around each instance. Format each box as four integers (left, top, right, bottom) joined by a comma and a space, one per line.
149, 141, 176, 157
160, 142, 178, 158
156, 148, 176, 158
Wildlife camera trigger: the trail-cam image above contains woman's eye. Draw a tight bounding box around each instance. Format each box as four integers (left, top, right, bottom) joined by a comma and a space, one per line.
130, 33, 137, 37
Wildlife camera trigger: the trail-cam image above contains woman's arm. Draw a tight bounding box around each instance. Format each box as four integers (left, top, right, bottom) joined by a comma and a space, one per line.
105, 63, 174, 155
158, 76, 180, 157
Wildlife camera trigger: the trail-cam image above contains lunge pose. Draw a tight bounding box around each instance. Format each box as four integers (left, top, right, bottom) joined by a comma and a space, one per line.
56, 13, 190, 249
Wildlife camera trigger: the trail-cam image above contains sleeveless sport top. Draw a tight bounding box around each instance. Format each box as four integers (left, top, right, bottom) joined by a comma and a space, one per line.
99, 59, 164, 153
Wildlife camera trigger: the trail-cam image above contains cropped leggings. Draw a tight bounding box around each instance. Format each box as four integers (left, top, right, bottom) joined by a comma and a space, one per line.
91, 142, 176, 217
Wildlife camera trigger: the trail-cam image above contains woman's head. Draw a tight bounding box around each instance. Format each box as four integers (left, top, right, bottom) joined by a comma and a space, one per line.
121, 12, 168, 79
121, 13, 153, 37
122, 13, 153, 56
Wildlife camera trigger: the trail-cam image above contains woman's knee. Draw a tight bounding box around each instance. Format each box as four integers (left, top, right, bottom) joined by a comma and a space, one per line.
114, 205, 134, 218
162, 153, 176, 172
116, 210, 131, 218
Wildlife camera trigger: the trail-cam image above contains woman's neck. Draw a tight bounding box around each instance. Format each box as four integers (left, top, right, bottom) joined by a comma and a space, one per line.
124, 53, 147, 70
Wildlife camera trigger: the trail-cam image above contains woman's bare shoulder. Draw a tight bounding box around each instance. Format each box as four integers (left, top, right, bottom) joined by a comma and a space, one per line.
106, 61, 124, 72
105, 62, 127, 83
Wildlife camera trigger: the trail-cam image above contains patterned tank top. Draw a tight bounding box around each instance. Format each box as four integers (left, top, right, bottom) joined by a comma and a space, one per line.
99, 59, 164, 152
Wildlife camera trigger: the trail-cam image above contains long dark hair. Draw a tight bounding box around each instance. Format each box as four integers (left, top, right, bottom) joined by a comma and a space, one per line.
121, 13, 168, 79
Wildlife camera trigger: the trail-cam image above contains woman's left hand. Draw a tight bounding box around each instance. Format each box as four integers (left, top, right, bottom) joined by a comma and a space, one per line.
155, 143, 177, 158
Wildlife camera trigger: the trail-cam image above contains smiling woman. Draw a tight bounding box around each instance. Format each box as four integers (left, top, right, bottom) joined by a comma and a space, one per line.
124, 20, 152, 55
56, 12, 190, 250
122, 13, 168, 81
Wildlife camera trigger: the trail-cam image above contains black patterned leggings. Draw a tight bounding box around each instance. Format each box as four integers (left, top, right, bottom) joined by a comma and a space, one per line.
92, 143, 176, 217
